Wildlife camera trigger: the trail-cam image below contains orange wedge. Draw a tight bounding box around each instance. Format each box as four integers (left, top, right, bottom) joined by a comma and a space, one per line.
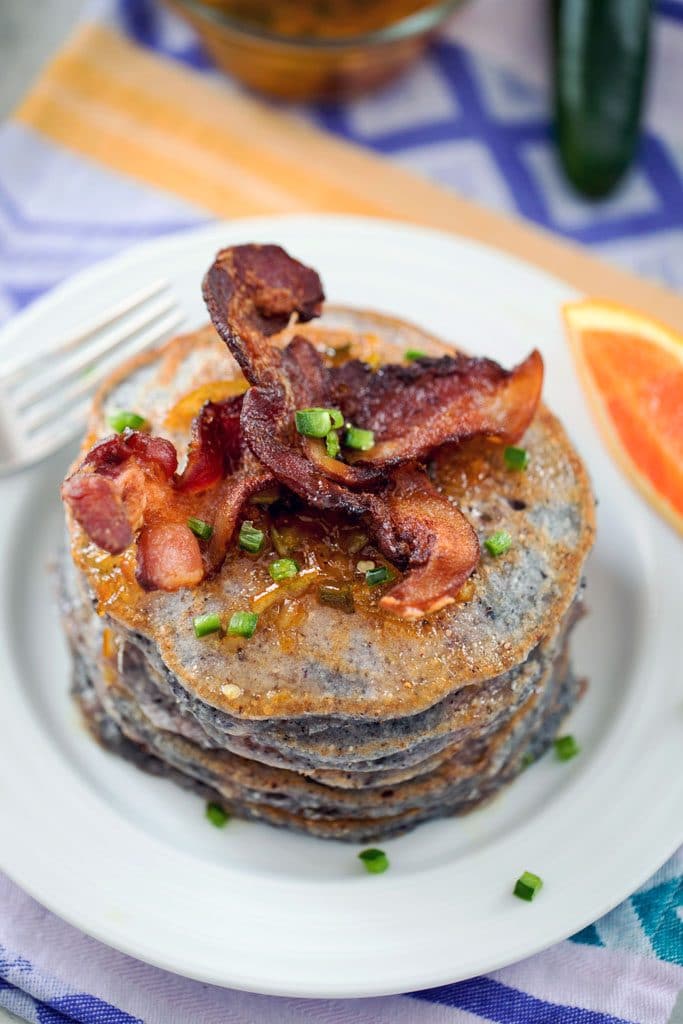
563, 299, 683, 535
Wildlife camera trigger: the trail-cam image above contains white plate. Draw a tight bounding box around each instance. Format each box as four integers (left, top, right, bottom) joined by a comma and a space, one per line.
0, 215, 681, 999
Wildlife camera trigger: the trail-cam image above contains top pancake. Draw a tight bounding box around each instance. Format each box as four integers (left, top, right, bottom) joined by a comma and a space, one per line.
66, 307, 595, 721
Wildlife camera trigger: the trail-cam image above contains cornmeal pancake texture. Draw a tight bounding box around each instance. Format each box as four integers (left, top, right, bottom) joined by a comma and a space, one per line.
61, 308, 595, 840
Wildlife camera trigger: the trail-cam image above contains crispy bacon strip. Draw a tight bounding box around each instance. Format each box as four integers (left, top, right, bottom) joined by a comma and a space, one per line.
62, 432, 177, 555
330, 350, 544, 468
368, 468, 480, 619
80, 431, 178, 478
61, 473, 138, 554
176, 395, 243, 493
136, 523, 203, 591
208, 454, 275, 570
241, 336, 372, 515
63, 397, 270, 589
202, 244, 324, 386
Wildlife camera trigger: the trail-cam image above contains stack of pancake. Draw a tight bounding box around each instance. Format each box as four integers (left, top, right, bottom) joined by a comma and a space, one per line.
60, 306, 595, 841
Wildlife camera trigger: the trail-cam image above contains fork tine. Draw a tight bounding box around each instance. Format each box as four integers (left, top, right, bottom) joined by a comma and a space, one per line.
21, 310, 185, 434
13, 297, 180, 409
25, 398, 92, 463
0, 279, 170, 385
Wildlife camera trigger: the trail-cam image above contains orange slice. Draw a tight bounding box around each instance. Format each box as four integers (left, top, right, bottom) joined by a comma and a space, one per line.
563, 299, 683, 535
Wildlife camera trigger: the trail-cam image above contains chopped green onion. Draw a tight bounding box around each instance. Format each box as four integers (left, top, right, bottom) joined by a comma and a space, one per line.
514, 870, 543, 901
108, 410, 147, 433
227, 610, 259, 638
269, 558, 300, 582
325, 430, 341, 458
295, 407, 344, 437
365, 565, 393, 587
521, 751, 535, 769
206, 802, 230, 828
295, 408, 331, 437
405, 348, 427, 361
554, 734, 580, 761
485, 530, 512, 557
239, 520, 264, 554
344, 426, 374, 451
358, 848, 389, 874
318, 584, 355, 614
187, 516, 213, 541
504, 445, 529, 471
193, 613, 222, 638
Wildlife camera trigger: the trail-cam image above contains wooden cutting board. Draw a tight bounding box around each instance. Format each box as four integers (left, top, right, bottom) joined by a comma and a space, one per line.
15, 21, 683, 329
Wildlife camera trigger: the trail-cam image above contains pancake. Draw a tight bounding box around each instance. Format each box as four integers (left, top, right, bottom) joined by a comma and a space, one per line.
61, 305, 595, 840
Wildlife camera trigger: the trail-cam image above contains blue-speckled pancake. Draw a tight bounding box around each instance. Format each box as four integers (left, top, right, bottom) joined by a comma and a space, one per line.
61, 308, 594, 839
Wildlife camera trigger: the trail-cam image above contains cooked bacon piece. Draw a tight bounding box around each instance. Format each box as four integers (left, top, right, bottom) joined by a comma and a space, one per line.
176, 395, 243, 493
61, 473, 137, 554
202, 244, 324, 386
240, 340, 371, 515
208, 453, 275, 570
201, 243, 543, 618
62, 431, 178, 555
368, 468, 480, 619
331, 350, 544, 468
81, 431, 178, 478
136, 523, 204, 591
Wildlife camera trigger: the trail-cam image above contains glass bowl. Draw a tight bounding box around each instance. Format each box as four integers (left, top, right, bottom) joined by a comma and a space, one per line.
163, 0, 466, 101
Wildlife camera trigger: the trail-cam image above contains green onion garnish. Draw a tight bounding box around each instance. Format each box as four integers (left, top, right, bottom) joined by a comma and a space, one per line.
485, 530, 512, 557
521, 751, 535, 769
295, 407, 342, 438
405, 348, 427, 362
366, 565, 393, 587
187, 516, 213, 541
108, 410, 147, 433
358, 848, 389, 874
239, 520, 264, 554
325, 430, 341, 458
318, 584, 355, 614
269, 558, 300, 582
206, 802, 230, 828
227, 610, 259, 638
344, 426, 374, 451
193, 613, 222, 638
514, 870, 543, 901
504, 445, 529, 471
554, 735, 580, 761
295, 408, 332, 437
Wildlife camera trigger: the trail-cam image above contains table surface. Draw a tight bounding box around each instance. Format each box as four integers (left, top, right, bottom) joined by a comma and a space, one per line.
0, 0, 83, 120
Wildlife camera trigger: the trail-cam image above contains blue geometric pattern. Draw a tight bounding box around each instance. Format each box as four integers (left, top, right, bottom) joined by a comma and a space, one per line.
412, 975, 634, 1024
633, 879, 683, 967
0, 947, 142, 1023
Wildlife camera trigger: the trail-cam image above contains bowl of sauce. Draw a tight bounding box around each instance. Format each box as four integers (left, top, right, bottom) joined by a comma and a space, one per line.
164, 0, 466, 100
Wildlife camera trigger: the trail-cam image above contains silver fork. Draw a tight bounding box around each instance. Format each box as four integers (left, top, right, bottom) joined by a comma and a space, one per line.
0, 280, 185, 474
